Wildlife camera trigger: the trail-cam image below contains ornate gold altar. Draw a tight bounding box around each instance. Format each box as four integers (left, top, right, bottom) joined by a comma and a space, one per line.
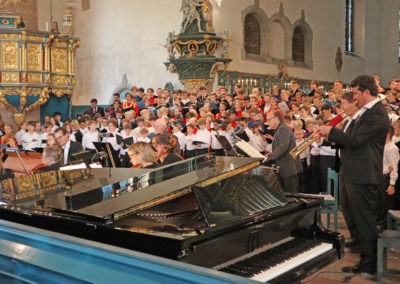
0, 14, 79, 125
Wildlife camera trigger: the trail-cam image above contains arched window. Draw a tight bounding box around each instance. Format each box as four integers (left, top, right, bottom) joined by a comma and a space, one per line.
292, 26, 305, 62
345, 0, 354, 52
244, 14, 261, 55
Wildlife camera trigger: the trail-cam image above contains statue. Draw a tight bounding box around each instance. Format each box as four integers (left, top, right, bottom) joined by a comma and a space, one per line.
180, 0, 203, 33
165, 31, 176, 60
47, 16, 59, 33
277, 64, 288, 79
221, 29, 231, 57
335, 46, 343, 72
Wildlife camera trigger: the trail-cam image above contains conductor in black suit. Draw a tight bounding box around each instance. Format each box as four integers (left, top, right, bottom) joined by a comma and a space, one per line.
320, 75, 390, 277
87, 98, 105, 117
54, 127, 84, 165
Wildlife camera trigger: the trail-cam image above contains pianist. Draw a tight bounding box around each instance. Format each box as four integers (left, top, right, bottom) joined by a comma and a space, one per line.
127, 142, 159, 169
35, 146, 62, 172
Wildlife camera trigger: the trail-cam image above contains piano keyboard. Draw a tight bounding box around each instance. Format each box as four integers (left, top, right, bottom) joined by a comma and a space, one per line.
216, 237, 333, 282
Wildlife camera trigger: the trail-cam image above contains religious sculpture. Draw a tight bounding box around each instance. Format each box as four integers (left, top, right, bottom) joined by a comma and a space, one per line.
165, 0, 231, 89
221, 29, 231, 57
335, 47, 343, 72
180, 0, 204, 33
165, 31, 176, 60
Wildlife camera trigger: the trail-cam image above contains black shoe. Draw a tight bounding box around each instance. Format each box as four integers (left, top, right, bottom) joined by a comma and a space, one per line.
342, 263, 361, 273
342, 262, 376, 275
349, 245, 361, 254
345, 239, 359, 248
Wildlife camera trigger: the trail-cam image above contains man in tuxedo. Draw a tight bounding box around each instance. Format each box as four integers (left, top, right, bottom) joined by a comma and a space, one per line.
87, 98, 105, 118
320, 75, 390, 278
265, 111, 302, 193
54, 127, 83, 165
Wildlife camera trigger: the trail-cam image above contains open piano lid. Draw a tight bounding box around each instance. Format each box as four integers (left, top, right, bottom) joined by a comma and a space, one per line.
0, 155, 267, 225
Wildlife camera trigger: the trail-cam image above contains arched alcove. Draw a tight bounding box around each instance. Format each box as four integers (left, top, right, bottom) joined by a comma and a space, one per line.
241, 3, 268, 61
269, 21, 285, 60
267, 10, 293, 64
292, 16, 313, 68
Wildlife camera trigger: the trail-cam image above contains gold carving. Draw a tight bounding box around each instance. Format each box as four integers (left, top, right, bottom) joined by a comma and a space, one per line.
1, 34, 18, 40
0, 0, 23, 8
181, 79, 209, 88
27, 43, 42, 71
2, 72, 19, 82
14, 175, 36, 193
187, 40, 199, 57
52, 75, 69, 86
13, 113, 25, 124
27, 73, 42, 83
205, 40, 218, 54
51, 48, 68, 73
1, 42, 19, 70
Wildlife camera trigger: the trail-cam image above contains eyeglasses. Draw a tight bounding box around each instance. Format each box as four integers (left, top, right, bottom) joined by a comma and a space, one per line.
128, 151, 139, 158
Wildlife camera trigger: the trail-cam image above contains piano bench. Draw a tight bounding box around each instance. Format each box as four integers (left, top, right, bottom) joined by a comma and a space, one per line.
377, 230, 400, 282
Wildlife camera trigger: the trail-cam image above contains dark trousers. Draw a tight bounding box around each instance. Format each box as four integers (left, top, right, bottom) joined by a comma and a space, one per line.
309, 155, 321, 194
339, 172, 358, 242
347, 181, 379, 273
378, 174, 399, 228
299, 158, 308, 193
279, 173, 300, 193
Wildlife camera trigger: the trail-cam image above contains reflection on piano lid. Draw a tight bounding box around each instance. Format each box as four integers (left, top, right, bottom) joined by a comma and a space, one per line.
0, 155, 344, 283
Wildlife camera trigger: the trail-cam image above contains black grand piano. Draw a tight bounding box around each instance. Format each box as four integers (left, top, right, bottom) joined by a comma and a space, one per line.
0, 155, 344, 283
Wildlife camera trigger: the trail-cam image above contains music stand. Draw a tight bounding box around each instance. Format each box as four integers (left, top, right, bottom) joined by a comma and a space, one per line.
70, 150, 93, 166
214, 135, 236, 156
93, 142, 121, 167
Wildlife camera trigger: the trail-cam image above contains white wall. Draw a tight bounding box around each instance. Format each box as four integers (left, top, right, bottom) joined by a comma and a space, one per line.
69, 0, 399, 105
73, 0, 181, 105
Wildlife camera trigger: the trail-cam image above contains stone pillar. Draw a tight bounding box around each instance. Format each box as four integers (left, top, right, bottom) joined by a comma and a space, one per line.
0, 0, 38, 31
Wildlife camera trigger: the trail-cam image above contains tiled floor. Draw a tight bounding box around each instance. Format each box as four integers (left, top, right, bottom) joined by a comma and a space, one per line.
302, 213, 400, 283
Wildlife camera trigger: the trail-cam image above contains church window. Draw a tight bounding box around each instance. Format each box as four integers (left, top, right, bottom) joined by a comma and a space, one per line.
345, 0, 354, 52
292, 26, 305, 62
244, 14, 261, 55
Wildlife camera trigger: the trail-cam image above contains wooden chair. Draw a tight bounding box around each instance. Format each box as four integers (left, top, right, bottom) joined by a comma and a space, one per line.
377, 210, 400, 282
321, 168, 339, 232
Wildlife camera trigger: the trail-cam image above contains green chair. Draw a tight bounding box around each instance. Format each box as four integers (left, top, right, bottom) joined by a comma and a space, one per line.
321, 168, 339, 232
377, 210, 400, 282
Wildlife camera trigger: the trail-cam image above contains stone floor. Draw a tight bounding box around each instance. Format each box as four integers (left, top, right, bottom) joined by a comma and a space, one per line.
302, 212, 400, 284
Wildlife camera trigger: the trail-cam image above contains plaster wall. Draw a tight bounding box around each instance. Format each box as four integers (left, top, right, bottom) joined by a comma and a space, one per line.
59, 0, 400, 105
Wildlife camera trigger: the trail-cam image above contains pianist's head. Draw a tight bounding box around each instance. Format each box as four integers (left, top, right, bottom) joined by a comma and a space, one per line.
128, 142, 158, 168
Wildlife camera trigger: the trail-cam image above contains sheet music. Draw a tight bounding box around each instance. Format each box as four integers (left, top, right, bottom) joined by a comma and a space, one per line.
60, 162, 87, 171
235, 140, 266, 159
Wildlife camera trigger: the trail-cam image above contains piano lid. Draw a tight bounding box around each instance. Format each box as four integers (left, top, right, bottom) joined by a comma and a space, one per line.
0, 155, 263, 223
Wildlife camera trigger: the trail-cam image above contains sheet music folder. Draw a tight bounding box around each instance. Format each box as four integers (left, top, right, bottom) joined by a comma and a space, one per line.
116, 135, 134, 148
235, 140, 266, 159
92, 142, 121, 167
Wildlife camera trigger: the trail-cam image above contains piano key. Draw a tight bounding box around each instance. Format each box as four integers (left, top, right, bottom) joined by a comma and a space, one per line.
250, 242, 333, 282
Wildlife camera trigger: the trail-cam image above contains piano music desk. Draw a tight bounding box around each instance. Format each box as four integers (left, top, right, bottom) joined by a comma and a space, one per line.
3, 151, 42, 176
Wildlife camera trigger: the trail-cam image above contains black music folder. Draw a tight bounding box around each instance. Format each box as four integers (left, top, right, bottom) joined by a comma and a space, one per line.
93, 142, 121, 167
214, 135, 236, 156
116, 135, 134, 149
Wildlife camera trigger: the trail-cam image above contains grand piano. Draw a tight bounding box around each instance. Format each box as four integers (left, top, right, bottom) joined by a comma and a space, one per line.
0, 155, 344, 283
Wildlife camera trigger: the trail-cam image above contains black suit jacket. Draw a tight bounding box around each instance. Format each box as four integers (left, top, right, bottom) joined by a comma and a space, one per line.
65, 140, 84, 164
329, 101, 390, 185
87, 106, 105, 117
